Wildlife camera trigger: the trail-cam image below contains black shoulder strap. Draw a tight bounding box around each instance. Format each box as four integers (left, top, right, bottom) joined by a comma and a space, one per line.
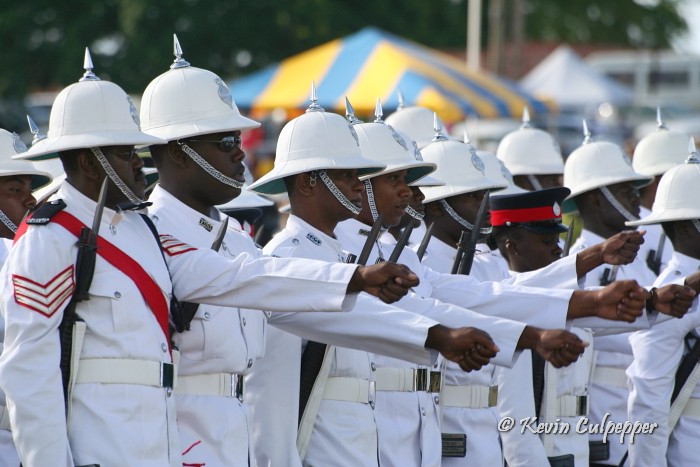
672, 332, 700, 402
298, 341, 328, 424
26, 199, 66, 225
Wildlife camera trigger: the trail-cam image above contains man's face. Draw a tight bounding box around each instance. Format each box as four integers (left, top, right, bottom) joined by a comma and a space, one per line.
600, 181, 641, 231
361, 169, 412, 227
318, 168, 364, 221
0, 175, 35, 238
396, 186, 426, 229
443, 189, 490, 238
101, 145, 146, 203
181, 130, 246, 206
513, 230, 562, 271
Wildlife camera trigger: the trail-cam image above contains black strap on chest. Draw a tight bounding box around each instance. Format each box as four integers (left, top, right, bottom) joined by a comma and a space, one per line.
672, 332, 700, 402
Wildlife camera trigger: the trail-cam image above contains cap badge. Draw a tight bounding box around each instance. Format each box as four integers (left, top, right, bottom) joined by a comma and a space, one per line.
553, 202, 561, 216
412, 141, 423, 161
470, 148, 486, 175
216, 78, 233, 109
11, 133, 27, 153
388, 124, 408, 151
348, 124, 360, 146
126, 96, 140, 126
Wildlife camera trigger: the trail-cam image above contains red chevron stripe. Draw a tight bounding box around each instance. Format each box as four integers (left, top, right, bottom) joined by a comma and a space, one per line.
12, 265, 75, 318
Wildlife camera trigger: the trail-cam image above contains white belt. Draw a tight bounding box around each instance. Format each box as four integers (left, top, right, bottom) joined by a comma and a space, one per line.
557, 395, 588, 417
375, 368, 441, 392
592, 366, 628, 389
0, 405, 9, 431
322, 377, 371, 404
176, 372, 244, 400
441, 384, 498, 408
681, 398, 700, 419
75, 359, 175, 389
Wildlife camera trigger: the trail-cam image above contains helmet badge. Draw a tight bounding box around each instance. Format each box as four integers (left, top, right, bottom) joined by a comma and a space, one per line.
11, 133, 27, 153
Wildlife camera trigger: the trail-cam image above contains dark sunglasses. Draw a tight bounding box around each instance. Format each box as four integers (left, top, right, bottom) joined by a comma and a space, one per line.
187, 135, 242, 152
106, 148, 139, 162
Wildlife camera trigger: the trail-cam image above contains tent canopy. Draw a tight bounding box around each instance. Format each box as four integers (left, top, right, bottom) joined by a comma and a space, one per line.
229, 27, 550, 123
520, 45, 633, 108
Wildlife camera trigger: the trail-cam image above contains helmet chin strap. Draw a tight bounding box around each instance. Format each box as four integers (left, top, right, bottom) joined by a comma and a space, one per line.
0, 210, 17, 233
405, 206, 424, 221
363, 180, 380, 222
692, 219, 700, 234
314, 170, 360, 215
599, 186, 639, 222
526, 174, 543, 191
91, 148, 143, 205
439, 199, 492, 235
177, 141, 244, 189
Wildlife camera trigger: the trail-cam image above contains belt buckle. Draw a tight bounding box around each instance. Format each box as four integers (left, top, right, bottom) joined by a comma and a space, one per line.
576, 395, 588, 416
414, 368, 428, 392
231, 374, 244, 401
427, 371, 442, 393
160, 363, 174, 389
488, 386, 498, 407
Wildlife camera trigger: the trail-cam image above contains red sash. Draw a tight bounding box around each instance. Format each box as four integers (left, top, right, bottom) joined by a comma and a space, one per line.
16, 211, 171, 345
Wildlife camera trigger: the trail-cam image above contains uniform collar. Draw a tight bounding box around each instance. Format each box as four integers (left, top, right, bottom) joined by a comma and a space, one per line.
286, 214, 345, 254
668, 250, 700, 274
55, 180, 120, 225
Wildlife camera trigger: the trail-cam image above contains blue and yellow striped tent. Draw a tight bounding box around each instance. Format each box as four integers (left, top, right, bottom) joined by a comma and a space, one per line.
229, 27, 550, 123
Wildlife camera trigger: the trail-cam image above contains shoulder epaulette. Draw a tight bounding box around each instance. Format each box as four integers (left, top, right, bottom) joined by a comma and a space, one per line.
26, 199, 67, 225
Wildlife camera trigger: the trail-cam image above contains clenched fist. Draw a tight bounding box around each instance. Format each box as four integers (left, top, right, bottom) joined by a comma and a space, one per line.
348, 262, 420, 303
425, 325, 500, 372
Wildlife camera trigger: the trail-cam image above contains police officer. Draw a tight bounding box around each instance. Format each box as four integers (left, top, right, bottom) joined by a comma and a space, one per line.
626, 142, 700, 466
632, 108, 687, 274
0, 50, 418, 467
564, 133, 658, 466
0, 129, 52, 467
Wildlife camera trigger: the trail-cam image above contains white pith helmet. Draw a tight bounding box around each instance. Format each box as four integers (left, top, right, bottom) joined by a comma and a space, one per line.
564, 138, 652, 201
140, 35, 260, 141
420, 117, 504, 204
248, 84, 385, 195
496, 107, 564, 176
0, 129, 52, 190
477, 149, 525, 195
627, 138, 700, 226
356, 98, 436, 185
385, 105, 445, 149
632, 107, 690, 177
17, 48, 163, 161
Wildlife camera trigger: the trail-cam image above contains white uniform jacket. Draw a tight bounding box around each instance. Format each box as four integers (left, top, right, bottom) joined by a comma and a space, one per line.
148, 185, 267, 466
0, 183, 362, 467
0, 238, 19, 467
627, 251, 700, 467
247, 215, 440, 467
570, 228, 657, 466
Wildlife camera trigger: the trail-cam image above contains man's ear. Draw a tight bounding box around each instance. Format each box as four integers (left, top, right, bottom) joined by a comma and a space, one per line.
295, 173, 316, 197
167, 141, 190, 168
504, 237, 519, 256
76, 149, 101, 181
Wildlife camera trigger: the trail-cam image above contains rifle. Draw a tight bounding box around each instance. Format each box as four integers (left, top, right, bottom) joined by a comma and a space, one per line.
456, 192, 491, 275
600, 265, 619, 286
646, 232, 666, 276
178, 217, 229, 331
299, 214, 383, 421
450, 231, 468, 274
415, 222, 435, 261
356, 214, 384, 266
388, 223, 414, 263
561, 219, 575, 258
59, 178, 108, 407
